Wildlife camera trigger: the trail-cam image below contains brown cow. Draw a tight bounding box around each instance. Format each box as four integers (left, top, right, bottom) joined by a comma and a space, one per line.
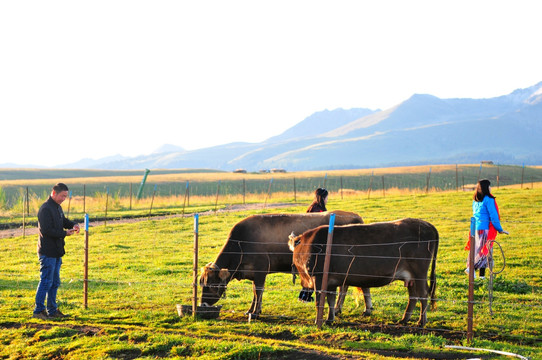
199, 211, 363, 318
291, 218, 438, 327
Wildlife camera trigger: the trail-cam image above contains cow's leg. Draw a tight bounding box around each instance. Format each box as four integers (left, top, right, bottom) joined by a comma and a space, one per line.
325, 289, 337, 324
399, 279, 429, 326
245, 276, 266, 318
416, 279, 429, 327
245, 282, 258, 316
252, 275, 267, 318
334, 285, 348, 316
399, 280, 417, 325
360, 288, 373, 316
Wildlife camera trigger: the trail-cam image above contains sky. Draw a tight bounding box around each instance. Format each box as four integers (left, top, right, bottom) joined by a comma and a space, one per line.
1, 0, 542, 167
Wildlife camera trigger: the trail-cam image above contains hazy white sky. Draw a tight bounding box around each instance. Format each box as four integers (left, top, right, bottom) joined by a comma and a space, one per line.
1, 0, 541, 167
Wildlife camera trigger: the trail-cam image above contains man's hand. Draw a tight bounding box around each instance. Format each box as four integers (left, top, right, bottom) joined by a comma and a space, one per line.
73, 224, 81, 234
66, 229, 76, 236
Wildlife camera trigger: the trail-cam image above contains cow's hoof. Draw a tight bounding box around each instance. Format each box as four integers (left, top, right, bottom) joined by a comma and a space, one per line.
246, 313, 259, 320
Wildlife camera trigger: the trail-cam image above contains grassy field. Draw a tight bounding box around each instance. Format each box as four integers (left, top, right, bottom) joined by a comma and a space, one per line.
0, 185, 540, 359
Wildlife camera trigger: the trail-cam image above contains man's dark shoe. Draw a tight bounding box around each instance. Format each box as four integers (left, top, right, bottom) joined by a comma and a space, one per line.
32, 310, 49, 320
48, 310, 68, 318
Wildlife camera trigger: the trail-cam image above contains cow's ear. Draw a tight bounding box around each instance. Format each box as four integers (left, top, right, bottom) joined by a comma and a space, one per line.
218, 269, 230, 281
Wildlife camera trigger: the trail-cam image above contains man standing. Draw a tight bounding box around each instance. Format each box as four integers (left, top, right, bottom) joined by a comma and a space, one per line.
33, 183, 80, 320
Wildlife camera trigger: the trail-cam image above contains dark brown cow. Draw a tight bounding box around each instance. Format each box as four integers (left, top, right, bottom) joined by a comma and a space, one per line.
291, 218, 438, 326
199, 211, 363, 318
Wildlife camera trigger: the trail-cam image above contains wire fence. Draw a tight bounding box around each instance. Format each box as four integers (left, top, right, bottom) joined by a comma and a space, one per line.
2, 163, 542, 215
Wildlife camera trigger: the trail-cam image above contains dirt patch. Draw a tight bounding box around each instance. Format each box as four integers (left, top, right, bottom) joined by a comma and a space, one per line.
0, 202, 298, 239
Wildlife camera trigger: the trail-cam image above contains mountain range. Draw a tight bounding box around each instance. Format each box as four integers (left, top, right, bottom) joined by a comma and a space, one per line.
7, 82, 542, 171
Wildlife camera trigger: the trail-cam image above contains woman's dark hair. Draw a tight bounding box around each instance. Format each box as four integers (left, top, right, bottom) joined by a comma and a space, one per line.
473, 179, 495, 202
315, 188, 328, 208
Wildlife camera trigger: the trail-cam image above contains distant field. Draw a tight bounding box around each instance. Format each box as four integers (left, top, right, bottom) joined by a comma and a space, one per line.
2, 164, 541, 205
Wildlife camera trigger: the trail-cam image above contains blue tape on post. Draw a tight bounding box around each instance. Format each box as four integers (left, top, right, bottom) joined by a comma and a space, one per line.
186, 181, 189, 189
470, 217, 475, 235
194, 214, 199, 234
154, 184, 157, 191
85, 213, 89, 232
328, 213, 336, 233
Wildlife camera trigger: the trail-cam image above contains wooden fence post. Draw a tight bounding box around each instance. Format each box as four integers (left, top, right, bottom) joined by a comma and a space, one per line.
182, 181, 189, 215
104, 187, 109, 227
84, 213, 89, 309
467, 217, 476, 342
193, 214, 199, 317
293, 177, 297, 203
263, 178, 273, 208
149, 184, 157, 217
214, 180, 221, 214
367, 172, 374, 199
316, 213, 336, 328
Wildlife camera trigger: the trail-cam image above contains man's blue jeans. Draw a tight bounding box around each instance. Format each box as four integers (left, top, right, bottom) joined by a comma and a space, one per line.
34, 255, 62, 315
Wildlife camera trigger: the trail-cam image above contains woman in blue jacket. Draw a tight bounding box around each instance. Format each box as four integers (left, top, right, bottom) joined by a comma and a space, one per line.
466, 179, 508, 279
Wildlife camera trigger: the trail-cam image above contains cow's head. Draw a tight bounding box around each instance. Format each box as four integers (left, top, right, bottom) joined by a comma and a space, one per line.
199, 262, 230, 306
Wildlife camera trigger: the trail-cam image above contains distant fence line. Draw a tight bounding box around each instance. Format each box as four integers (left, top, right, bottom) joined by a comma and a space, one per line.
1, 164, 541, 212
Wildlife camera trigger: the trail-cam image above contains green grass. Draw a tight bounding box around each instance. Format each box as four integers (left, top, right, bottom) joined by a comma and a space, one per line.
1, 187, 541, 359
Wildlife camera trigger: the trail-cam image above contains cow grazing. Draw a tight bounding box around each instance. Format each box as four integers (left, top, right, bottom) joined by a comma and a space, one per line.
199, 211, 363, 318
291, 218, 438, 327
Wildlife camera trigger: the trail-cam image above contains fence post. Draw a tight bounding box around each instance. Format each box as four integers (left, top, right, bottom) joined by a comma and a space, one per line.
243, 178, 246, 205
83, 185, 86, 213
323, 173, 327, 188
182, 181, 189, 215
136, 168, 151, 199
84, 213, 89, 309
22, 191, 26, 239
26, 186, 29, 216
521, 164, 525, 189
149, 184, 157, 217
214, 180, 221, 214
263, 178, 273, 209
293, 177, 297, 203
467, 217, 476, 342
477, 163, 482, 183
193, 213, 199, 317
456, 164, 459, 191
104, 187, 109, 227
67, 190, 72, 217
367, 172, 374, 199
316, 213, 336, 329
426, 167, 432, 194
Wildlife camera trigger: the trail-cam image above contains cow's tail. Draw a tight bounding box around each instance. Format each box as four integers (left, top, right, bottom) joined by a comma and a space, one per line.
429, 229, 439, 311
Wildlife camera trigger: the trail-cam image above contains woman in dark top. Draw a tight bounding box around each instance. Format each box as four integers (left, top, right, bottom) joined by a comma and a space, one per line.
306, 187, 328, 213
298, 188, 329, 302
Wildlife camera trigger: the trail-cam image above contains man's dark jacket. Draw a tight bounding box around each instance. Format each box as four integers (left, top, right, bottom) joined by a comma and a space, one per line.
37, 197, 75, 257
